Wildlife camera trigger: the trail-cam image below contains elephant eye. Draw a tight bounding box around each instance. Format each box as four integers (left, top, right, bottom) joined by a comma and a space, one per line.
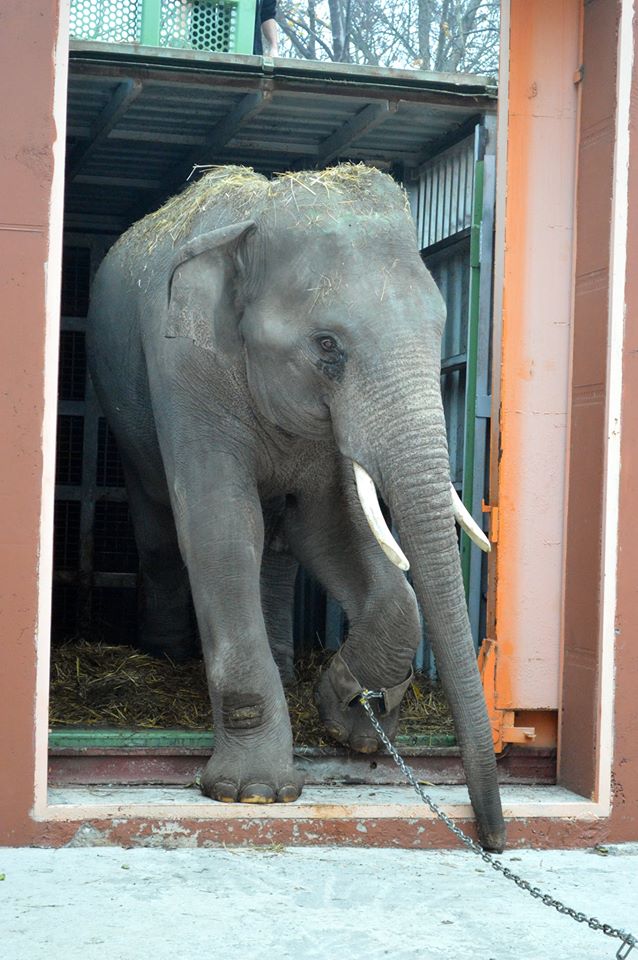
312, 333, 344, 374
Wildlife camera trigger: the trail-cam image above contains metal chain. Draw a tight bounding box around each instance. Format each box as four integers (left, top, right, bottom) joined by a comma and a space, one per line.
359, 691, 636, 959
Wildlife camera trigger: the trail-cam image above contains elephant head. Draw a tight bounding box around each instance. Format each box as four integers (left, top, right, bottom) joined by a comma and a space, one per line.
164, 165, 505, 850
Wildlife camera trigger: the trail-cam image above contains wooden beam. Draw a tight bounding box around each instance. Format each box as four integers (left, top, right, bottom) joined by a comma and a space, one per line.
74, 174, 161, 190
108, 129, 205, 145
170, 87, 273, 186
67, 79, 144, 180
128, 86, 274, 225
316, 101, 397, 166
213, 139, 317, 156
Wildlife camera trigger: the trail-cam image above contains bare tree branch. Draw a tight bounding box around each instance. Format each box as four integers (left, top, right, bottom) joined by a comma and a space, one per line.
276, 1, 499, 75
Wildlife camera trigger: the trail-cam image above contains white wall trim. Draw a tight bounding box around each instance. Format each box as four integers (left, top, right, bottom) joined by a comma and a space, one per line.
33, 0, 70, 819
597, 0, 635, 809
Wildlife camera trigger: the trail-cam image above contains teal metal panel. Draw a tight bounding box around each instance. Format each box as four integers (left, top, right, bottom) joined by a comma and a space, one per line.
69, 0, 257, 54
407, 120, 494, 670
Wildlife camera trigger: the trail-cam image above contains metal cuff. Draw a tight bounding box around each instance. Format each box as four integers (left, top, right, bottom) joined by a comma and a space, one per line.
327, 649, 414, 714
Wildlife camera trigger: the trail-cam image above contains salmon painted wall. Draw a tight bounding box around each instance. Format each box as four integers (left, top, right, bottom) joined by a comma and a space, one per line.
0, 0, 635, 845
493, 0, 581, 712
0, 0, 68, 840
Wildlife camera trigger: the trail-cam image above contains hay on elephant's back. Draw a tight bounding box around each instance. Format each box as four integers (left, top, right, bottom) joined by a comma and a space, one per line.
49, 641, 453, 744
122, 162, 411, 254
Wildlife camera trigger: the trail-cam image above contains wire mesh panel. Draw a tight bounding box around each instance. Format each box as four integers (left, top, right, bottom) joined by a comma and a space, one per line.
58, 331, 87, 402
56, 415, 85, 486
54, 239, 140, 648
60, 248, 91, 318
69, 0, 142, 44
414, 137, 475, 250
69, 0, 243, 52
160, 0, 238, 51
427, 245, 471, 489
93, 500, 139, 573
53, 500, 82, 571
96, 418, 126, 487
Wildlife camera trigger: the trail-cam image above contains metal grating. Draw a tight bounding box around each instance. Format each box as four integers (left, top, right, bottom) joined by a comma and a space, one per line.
428, 245, 471, 489
54, 500, 82, 570
414, 137, 475, 249
160, 0, 237, 52
69, 0, 142, 44
56, 415, 85, 486
61, 246, 91, 317
69, 0, 240, 51
58, 331, 87, 402
91, 586, 138, 645
96, 418, 126, 487
93, 500, 139, 573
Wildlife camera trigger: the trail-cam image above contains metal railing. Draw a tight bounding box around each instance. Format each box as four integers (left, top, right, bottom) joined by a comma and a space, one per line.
69, 0, 257, 55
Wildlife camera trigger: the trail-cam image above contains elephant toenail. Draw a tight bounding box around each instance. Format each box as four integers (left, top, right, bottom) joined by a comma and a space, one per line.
278, 784, 300, 803
215, 781, 238, 802
326, 722, 348, 743
351, 736, 379, 754
239, 784, 276, 803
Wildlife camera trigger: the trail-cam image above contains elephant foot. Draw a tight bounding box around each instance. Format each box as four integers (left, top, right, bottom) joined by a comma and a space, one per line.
315, 653, 403, 754
201, 743, 304, 804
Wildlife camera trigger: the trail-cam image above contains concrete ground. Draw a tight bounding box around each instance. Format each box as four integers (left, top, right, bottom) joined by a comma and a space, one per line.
0, 844, 636, 960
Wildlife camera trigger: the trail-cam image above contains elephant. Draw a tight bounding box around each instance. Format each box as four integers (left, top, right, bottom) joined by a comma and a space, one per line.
86, 163, 505, 851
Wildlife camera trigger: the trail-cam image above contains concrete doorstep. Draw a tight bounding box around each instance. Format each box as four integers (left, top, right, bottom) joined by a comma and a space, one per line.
0, 844, 636, 960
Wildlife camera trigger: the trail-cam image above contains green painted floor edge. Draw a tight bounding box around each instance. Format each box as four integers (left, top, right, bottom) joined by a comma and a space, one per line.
48, 728, 457, 750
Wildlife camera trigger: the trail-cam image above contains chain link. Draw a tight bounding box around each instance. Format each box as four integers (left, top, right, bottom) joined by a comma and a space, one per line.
359, 691, 636, 959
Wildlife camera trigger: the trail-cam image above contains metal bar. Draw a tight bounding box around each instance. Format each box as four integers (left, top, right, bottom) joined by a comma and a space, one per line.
460, 131, 485, 601
234, 0, 257, 55
140, 0, 162, 47
67, 79, 144, 180
441, 352, 467, 374
316, 101, 396, 167
93, 571, 137, 587
420, 226, 471, 258
468, 120, 497, 643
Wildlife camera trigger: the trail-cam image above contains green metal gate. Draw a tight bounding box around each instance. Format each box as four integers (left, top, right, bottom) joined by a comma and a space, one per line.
68, 0, 257, 54
407, 117, 496, 668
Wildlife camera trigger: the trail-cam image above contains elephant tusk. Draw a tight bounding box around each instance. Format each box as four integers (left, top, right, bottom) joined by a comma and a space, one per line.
352, 462, 410, 571
450, 484, 491, 553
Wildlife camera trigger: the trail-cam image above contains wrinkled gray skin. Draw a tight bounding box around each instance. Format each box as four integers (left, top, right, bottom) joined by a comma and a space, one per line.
87, 167, 505, 851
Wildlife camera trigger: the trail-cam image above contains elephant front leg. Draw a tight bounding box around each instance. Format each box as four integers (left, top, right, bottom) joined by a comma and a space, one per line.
285, 482, 422, 754
172, 457, 302, 804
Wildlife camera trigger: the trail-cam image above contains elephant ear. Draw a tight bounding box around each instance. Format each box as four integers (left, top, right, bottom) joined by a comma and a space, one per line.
165, 220, 256, 360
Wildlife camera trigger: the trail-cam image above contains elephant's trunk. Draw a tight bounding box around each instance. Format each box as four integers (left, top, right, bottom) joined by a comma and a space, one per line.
333, 349, 506, 851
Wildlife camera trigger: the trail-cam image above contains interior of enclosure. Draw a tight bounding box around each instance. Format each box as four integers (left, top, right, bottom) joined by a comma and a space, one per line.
48, 47, 533, 785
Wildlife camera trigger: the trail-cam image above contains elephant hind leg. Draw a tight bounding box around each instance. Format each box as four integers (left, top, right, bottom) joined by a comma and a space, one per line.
123, 460, 198, 662
261, 546, 298, 684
